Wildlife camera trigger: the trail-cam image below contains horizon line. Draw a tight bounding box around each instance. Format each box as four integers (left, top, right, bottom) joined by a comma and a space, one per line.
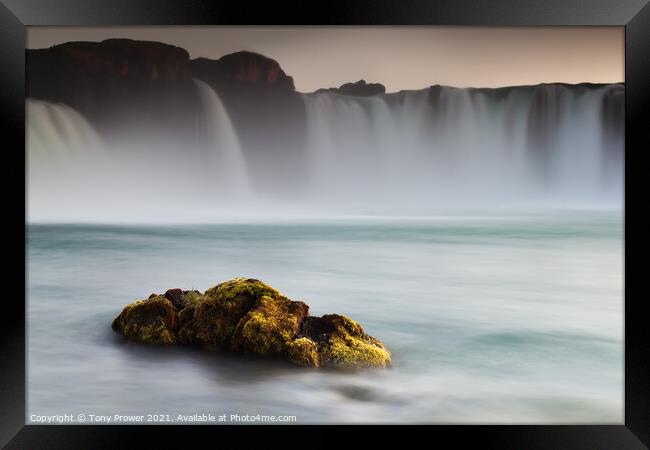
26, 39, 625, 93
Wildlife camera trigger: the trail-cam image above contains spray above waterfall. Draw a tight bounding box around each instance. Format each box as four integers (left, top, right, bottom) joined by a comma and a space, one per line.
27, 99, 108, 222
27, 99, 105, 161
25, 43, 624, 222
299, 84, 622, 209
193, 79, 251, 196
26, 82, 252, 222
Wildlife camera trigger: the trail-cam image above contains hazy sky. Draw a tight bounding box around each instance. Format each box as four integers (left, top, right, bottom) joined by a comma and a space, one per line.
27, 26, 623, 92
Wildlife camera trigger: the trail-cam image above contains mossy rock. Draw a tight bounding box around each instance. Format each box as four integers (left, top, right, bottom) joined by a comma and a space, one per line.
164, 288, 202, 310
301, 314, 391, 369
111, 295, 177, 345
234, 294, 309, 356
286, 337, 320, 367
112, 278, 391, 369
179, 278, 307, 352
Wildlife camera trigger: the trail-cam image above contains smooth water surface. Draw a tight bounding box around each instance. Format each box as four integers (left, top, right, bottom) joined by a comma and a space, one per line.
27, 210, 623, 423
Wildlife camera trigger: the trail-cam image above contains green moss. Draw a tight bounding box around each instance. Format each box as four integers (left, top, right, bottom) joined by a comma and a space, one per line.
112, 295, 177, 345
125, 317, 176, 344
235, 295, 303, 355
320, 335, 390, 368
188, 278, 280, 350
314, 315, 391, 369
112, 278, 390, 369
205, 278, 280, 303
286, 337, 320, 367
184, 290, 203, 306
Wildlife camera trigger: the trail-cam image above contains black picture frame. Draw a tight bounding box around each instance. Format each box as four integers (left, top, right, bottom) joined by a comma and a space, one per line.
3, 0, 648, 448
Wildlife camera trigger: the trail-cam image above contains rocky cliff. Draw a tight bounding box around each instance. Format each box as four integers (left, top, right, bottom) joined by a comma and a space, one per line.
190, 52, 308, 191
27, 39, 200, 147
316, 79, 386, 96
27, 39, 624, 193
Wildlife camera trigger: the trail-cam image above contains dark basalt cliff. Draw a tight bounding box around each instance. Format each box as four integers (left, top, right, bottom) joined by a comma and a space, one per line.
190, 51, 296, 95
190, 52, 308, 191
27, 38, 624, 182
316, 79, 386, 96
27, 39, 200, 146
27, 40, 311, 189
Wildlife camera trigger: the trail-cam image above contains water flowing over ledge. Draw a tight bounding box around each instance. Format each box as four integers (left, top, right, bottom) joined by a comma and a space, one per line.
25, 41, 623, 222
300, 84, 622, 205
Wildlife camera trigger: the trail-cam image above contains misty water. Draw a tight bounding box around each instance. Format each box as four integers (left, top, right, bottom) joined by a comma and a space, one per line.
27, 211, 622, 423
27, 83, 623, 222
26, 79, 624, 423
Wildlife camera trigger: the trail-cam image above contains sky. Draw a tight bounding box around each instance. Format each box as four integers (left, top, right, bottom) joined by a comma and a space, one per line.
27, 26, 624, 93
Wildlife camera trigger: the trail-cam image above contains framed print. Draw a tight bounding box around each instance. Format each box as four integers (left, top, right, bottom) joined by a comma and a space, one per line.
2, 0, 649, 448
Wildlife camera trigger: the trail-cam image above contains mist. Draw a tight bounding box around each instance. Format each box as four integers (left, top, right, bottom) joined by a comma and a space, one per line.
27, 81, 623, 223
25, 37, 625, 424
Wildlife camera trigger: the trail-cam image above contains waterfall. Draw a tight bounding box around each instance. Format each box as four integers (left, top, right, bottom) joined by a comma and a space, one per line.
193, 78, 250, 195
27, 99, 110, 221
301, 84, 623, 207
26, 82, 623, 221
26, 84, 252, 221
27, 99, 104, 161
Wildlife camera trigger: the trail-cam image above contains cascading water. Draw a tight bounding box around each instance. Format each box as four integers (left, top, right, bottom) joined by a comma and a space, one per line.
300, 84, 623, 208
26, 82, 623, 220
27, 99, 109, 221
27, 99, 105, 161
193, 79, 250, 196
26, 82, 251, 221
